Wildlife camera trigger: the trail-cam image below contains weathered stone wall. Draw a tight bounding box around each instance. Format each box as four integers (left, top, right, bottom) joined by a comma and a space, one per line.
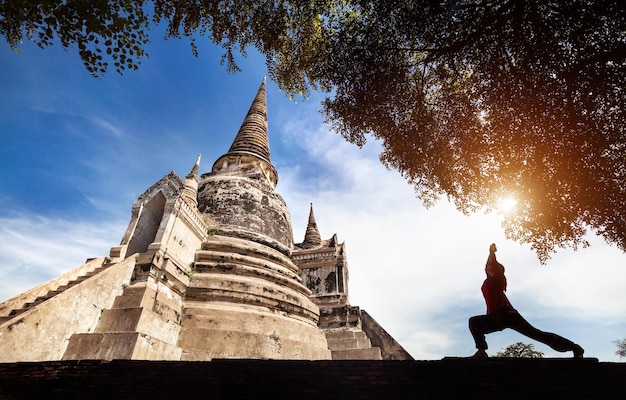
179, 235, 331, 360
294, 249, 347, 298
0, 257, 107, 318
63, 246, 195, 361
126, 191, 166, 255
361, 310, 414, 360
197, 175, 294, 255
147, 196, 207, 271
62, 281, 185, 361
0, 257, 135, 362
292, 235, 391, 360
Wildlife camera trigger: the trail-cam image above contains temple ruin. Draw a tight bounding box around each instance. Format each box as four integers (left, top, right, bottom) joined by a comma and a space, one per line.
0, 79, 411, 362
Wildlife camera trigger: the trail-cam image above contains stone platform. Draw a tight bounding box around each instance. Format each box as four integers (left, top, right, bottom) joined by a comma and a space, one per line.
0, 358, 623, 399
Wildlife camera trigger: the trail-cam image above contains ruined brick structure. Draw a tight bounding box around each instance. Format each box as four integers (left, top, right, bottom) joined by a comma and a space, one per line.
0, 79, 411, 362
292, 206, 412, 360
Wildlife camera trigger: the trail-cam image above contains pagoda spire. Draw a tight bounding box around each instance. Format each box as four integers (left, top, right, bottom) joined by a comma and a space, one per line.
182, 154, 201, 207
225, 77, 270, 163
210, 77, 278, 187
302, 203, 322, 249
186, 154, 201, 180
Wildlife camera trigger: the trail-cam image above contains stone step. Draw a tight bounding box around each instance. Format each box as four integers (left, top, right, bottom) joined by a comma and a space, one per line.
325, 328, 369, 341
25, 295, 52, 307
7, 307, 29, 317
326, 337, 372, 351
325, 328, 376, 352
0, 264, 112, 325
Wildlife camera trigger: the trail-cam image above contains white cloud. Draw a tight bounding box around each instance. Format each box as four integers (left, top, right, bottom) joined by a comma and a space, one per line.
0, 213, 124, 302
89, 116, 126, 138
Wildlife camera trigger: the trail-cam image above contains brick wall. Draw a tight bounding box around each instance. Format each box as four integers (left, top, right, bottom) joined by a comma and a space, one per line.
0, 358, 623, 399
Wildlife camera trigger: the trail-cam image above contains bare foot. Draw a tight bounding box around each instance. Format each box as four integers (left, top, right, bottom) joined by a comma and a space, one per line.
573, 344, 584, 359
471, 349, 488, 359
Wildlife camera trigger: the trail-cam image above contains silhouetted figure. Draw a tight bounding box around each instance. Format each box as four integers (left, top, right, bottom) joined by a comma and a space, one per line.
469, 243, 584, 358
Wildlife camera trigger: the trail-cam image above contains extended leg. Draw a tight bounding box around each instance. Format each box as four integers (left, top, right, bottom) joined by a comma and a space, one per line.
507, 312, 584, 357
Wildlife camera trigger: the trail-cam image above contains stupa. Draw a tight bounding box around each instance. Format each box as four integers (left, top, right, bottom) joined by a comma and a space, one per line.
0, 79, 411, 362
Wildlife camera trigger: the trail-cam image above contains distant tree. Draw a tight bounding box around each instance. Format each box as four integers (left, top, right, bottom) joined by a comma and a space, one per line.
615, 339, 626, 358
3, 1, 625, 262
495, 342, 544, 358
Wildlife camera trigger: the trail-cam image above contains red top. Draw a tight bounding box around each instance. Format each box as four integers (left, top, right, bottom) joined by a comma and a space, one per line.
481, 256, 512, 314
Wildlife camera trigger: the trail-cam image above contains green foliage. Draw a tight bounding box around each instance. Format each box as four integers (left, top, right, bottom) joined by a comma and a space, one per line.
300, 1, 626, 263
495, 342, 544, 358
1, 0, 150, 76
3, 1, 625, 262
211, 0, 626, 263
614, 338, 626, 358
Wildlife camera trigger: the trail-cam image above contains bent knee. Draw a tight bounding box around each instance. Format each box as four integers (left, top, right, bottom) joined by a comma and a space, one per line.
468, 315, 487, 331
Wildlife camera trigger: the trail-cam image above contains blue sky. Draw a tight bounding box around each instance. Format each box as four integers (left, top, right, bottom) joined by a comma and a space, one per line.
1, 29, 625, 362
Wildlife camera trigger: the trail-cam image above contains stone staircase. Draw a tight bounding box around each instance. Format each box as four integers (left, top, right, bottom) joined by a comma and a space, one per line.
0, 261, 113, 325
325, 328, 382, 360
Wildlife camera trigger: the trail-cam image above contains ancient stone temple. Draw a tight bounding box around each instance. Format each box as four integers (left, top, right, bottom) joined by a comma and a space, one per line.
0, 79, 411, 362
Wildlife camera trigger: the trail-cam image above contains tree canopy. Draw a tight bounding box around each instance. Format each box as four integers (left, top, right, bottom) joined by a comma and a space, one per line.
1, 0, 149, 75
495, 342, 544, 358
615, 338, 626, 358
2, 0, 625, 262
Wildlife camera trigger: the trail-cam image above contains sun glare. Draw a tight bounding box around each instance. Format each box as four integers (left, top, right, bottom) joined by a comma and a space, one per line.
498, 196, 518, 213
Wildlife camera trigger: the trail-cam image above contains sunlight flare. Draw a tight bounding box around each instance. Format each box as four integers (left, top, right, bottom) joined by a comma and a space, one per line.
498, 196, 518, 213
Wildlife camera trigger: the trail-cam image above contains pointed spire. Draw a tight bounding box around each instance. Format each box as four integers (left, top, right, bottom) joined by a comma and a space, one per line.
182, 154, 201, 207
225, 77, 270, 163
302, 203, 322, 249
210, 78, 278, 188
186, 154, 201, 180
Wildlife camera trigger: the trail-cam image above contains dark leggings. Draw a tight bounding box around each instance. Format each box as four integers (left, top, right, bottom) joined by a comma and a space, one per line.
469, 306, 577, 352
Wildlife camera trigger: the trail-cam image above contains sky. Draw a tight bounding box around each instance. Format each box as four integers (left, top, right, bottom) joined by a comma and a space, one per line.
1, 27, 625, 362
